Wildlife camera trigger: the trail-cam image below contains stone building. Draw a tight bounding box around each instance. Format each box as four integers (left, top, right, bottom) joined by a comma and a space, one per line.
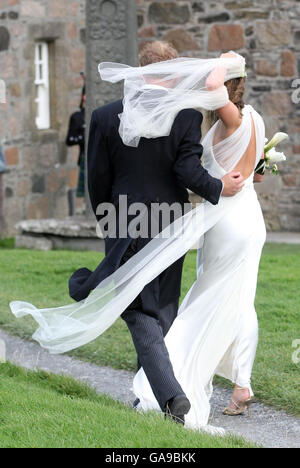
136, 0, 300, 231
0, 0, 299, 237
0, 0, 86, 236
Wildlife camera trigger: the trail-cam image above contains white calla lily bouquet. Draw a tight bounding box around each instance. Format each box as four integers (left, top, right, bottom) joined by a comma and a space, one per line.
255, 132, 288, 176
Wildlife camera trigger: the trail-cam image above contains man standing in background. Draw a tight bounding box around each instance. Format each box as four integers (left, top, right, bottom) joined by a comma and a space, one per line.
0, 80, 6, 234
0, 142, 7, 234
66, 74, 86, 215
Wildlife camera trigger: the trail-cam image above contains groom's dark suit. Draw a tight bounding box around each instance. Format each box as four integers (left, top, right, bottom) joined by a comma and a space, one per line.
69, 99, 222, 411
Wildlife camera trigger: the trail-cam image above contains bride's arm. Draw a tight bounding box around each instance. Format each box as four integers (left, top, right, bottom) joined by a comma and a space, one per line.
215, 102, 242, 131
205, 52, 242, 131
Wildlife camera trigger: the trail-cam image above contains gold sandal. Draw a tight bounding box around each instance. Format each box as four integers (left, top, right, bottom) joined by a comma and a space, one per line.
223, 387, 255, 417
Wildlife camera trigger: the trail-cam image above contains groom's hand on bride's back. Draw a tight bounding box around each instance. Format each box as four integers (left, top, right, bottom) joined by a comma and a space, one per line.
221, 172, 245, 197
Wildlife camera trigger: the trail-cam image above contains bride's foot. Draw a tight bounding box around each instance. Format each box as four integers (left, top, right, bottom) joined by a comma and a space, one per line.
223, 386, 255, 417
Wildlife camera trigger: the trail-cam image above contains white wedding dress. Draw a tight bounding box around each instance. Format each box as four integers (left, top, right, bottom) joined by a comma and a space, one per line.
9, 50, 267, 435
10, 102, 266, 434
10, 51, 266, 429
10, 53, 252, 359
133, 104, 266, 432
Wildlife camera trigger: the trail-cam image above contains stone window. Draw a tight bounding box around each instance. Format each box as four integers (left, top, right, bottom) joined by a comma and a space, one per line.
34, 41, 50, 130
0, 79, 5, 103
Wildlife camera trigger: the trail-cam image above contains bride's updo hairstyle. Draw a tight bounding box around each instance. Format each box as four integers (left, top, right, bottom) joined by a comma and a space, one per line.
225, 77, 246, 114
139, 41, 179, 67
206, 76, 245, 129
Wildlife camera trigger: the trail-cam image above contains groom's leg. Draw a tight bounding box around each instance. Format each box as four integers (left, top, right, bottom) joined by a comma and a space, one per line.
158, 256, 185, 336
136, 294, 180, 371
122, 280, 184, 411
121, 240, 186, 411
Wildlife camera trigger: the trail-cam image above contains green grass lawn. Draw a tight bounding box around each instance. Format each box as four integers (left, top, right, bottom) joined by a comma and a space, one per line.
0, 241, 299, 416
0, 363, 255, 448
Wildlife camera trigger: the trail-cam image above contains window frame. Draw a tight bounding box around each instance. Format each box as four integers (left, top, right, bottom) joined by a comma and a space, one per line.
34, 41, 50, 130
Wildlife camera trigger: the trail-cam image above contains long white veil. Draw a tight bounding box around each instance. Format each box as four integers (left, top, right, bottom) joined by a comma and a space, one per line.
99, 53, 246, 147
9, 54, 259, 356
10, 200, 234, 354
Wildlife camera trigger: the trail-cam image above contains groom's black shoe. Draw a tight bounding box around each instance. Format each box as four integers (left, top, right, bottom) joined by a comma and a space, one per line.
165, 394, 191, 426
133, 398, 141, 410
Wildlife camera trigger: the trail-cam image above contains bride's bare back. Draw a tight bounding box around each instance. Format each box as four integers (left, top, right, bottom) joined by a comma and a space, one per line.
215, 101, 263, 180
234, 116, 257, 179
206, 51, 264, 183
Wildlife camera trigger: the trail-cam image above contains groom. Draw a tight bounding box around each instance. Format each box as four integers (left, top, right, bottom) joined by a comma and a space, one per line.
69, 41, 244, 424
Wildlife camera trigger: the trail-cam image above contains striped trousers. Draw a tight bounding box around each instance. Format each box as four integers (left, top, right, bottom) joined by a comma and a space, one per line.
121, 238, 186, 411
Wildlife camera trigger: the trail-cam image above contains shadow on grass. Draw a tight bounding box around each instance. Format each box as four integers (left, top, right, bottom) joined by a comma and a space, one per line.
0, 238, 15, 249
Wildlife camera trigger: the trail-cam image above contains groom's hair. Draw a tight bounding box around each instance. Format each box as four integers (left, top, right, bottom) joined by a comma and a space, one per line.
139, 41, 179, 67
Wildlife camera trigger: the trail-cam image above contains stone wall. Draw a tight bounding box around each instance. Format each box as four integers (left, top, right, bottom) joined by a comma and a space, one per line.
0, 0, 86, 236
0, 0, 299, 235
137, 0, 300, 231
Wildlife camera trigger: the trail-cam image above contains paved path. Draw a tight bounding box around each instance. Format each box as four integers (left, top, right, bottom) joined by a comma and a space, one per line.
266, 232, 300, 244
0, 329, 299, 448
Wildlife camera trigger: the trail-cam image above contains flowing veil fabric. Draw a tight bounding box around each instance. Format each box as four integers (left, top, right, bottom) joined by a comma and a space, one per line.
9, 54, 266, 435
10, 54, 249, 355
10, 199, 233, 354
10, 106, 265, 359
99, 54, 246, 147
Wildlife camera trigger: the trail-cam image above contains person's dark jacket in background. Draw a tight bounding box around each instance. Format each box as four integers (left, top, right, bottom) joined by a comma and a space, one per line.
66, 108, 85, 198
0, 144, 6, 174
66, 108, 85, 165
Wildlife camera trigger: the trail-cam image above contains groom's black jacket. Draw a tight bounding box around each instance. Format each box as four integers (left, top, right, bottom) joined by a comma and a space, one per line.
69, 100, 222, 302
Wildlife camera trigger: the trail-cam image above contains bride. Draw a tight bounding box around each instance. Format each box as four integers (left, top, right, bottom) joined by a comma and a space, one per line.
10, 51, 266, 433
133, 52, 266, 429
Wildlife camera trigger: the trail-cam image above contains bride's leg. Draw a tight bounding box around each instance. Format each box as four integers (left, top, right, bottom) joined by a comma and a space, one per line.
234, 306, 258, 393
226, 306, 258, 412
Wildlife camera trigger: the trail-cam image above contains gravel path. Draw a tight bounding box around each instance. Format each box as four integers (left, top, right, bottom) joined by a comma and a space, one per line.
266, 232, 300, 245
1, 329, 299, 448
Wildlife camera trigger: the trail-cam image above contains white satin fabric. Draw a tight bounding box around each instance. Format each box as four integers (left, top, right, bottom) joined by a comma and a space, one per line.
133, 105, 266, 432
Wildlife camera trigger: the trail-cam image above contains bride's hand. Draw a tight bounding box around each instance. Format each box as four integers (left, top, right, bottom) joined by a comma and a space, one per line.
206, 51, 237, 91
205, 66, 226, 91
220, 51, 237, 60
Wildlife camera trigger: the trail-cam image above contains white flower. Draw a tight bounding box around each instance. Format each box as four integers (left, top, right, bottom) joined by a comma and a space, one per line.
260, 131, 289, 176
265, 132, 289, 153
266, 147, 287, 164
